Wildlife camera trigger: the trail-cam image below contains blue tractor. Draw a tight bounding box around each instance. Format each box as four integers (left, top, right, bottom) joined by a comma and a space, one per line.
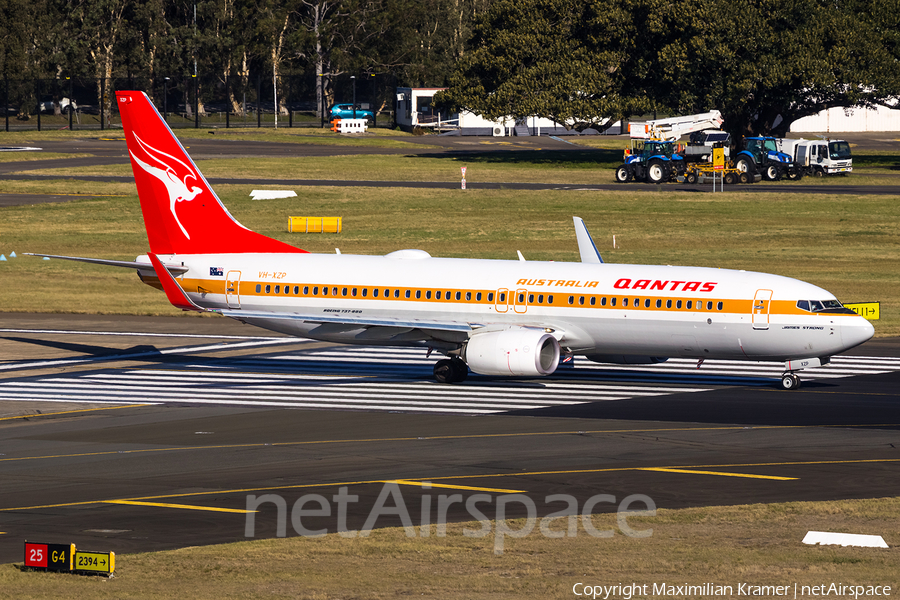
615, 140, 686, 183
733, 137, 803, 181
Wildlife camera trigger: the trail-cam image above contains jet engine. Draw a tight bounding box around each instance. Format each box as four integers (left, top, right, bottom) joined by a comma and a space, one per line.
585, 354, 669, 365
464, 328, 560, 376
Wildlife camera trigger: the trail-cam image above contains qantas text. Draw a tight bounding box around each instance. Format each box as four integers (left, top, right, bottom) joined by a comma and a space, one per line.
613, 279, 717, 293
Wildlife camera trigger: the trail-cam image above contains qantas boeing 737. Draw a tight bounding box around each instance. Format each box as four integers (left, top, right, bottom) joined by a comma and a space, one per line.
31, 91, 874, 390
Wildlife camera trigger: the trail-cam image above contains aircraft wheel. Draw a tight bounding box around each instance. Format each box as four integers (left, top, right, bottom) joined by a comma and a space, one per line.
450, 358, 469, 383
434, 358, 468, 383
780, 373, 801, 390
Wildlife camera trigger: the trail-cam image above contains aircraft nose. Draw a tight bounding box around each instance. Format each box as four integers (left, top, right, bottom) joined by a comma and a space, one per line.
842, 318, 875, 351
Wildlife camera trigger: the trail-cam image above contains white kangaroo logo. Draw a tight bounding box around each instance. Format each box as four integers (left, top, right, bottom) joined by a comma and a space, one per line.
129, 133, 203, 239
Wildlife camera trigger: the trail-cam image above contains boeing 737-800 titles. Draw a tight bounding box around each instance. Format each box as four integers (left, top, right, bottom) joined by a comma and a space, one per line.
30, 91, 874, 390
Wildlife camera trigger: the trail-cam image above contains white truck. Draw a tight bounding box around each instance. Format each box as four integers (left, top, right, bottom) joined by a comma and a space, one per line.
777, 138, 853, 176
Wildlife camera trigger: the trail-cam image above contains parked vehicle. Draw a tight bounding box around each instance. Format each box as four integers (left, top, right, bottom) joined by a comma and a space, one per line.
733, 137, 803, 181
616, 139, 686, 183
778, 138, 852, 176
329, 103, 374, 120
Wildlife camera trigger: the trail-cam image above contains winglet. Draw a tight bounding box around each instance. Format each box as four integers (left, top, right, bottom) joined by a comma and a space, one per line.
148, 253, 206, 312
573, 217, 603, 264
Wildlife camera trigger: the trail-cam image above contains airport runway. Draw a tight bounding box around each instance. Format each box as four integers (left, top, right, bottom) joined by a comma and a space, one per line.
0, 314, 897, 563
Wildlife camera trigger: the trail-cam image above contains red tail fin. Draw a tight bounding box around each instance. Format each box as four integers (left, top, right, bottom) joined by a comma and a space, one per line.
116, 91, 305, 255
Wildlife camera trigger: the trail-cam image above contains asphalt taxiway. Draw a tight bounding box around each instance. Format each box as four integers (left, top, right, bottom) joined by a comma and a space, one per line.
0, 313, 897, 564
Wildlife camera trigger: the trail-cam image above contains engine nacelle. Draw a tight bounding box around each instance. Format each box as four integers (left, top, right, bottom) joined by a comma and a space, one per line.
464, 328, 560, 376
585, 354, 669, 365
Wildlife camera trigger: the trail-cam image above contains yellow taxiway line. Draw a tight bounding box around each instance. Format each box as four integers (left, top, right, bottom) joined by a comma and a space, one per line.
638, 468, 797, 480
103, 500, 255, 514
386, 480, 526, 493
0, 404, 147, 422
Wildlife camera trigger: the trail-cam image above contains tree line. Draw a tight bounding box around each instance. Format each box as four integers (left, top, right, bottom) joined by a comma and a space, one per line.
438, 0, 900, 137
0, 0, 489, 116
1, 0, 898, 134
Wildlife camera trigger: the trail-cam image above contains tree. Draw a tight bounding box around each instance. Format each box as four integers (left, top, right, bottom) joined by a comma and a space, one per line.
438, 0, 900, 137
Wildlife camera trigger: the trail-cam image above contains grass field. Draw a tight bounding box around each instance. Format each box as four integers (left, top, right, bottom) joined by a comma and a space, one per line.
2, 498, 898, 599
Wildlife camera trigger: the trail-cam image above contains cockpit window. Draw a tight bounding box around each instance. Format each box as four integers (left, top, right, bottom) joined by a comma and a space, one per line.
797, 299, 855, 314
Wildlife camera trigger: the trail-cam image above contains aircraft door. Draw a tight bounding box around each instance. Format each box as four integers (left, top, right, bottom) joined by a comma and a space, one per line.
514, 289, 528, 314
752, 289, 772, 330
226, 270, 241, 309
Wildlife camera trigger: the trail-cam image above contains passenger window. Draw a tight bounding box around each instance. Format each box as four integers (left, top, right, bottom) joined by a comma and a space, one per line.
361, 288, 367, 297
457, 292, 463, 301
601, 297, 607, 306
477, 292, 482, 301
538, 294, 544, 304
717, 301, 723, 310
284, 286, 290, 295
322, 287, 328, 296
644, 299, 650, 308
568, 296, 574, 305
519, 293, 525, 303
416, 290, 422, 299
687, 300, 692, 309
436, 291, 442, 300
373, 289, 378, 298
302, 286, 308, 295
265, 284, 271, 294
611, 297, 617, 307
666, 299, 672, 308
676, 300, 682, 309
426, 290, 432, 299
256, 284, 261, 293
578, 296, 584, 305
499, 293, 506, 302
275, 285, 281, 294
590, 297, 595, 306
623, 298, 629, 307
332, 287, 338, 296
342, 288, 348, 296
548, 295, 554, 304
465, 292, 470, 301
707, 301, 712, 310
656, 299, 662, 308
528, 294, 534, 303
405, 290, 411, 298
394, 290, 400, 298
487, 292, 493, 302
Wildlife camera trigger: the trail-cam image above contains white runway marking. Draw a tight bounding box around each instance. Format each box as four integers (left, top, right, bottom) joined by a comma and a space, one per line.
0, 343, 897, 415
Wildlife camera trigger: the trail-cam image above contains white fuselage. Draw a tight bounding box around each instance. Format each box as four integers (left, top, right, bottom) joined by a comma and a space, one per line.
142, 250, 874, 364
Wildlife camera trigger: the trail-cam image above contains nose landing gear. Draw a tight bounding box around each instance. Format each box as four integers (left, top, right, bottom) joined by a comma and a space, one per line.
780, 372, 801, 390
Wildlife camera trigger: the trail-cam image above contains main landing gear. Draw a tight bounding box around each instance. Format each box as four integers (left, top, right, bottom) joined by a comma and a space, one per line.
780, 372, 801, 390
434, 358, 468, 384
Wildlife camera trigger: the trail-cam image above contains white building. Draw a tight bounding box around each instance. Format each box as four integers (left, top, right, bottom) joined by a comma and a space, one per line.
790, 103, 900, 132
395, 87, 622, 135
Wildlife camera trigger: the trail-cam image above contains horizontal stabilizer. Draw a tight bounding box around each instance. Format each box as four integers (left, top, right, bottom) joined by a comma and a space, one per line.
25, 253, 188, 274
